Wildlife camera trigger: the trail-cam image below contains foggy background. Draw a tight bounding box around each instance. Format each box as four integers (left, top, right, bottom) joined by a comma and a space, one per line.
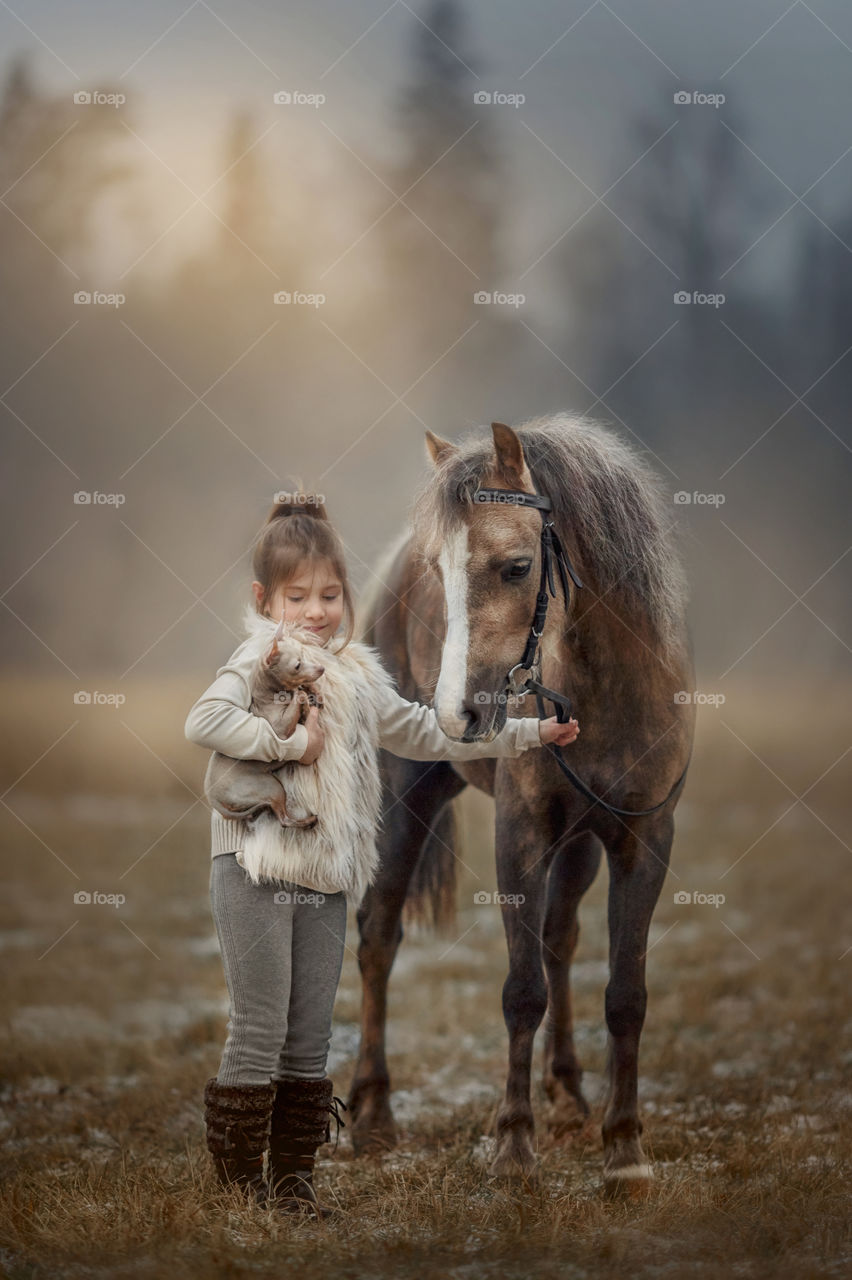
2, 10, 851, 1271
1, 0, 850, 686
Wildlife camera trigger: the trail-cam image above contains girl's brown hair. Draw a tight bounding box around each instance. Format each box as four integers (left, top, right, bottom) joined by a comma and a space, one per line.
251, 492, 356, 652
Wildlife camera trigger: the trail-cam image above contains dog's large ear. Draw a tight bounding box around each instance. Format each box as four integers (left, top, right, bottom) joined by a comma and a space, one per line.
263, 611, 286, 668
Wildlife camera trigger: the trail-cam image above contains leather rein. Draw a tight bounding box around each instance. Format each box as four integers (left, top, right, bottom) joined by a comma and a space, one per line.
471, 486, 691, 818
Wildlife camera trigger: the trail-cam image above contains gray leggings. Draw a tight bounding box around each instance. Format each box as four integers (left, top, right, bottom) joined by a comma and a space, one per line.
209, 852, 347, 1086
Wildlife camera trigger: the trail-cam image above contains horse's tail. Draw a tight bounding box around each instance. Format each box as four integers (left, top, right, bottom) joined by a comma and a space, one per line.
402, 802, 458, 932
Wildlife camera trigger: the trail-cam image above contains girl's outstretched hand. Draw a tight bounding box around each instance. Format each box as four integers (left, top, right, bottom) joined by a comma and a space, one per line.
538, 716, 580, 747
298, 705, 325, 764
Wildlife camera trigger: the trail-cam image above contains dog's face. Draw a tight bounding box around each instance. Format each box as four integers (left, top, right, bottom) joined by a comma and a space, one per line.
262, 631, 325, 689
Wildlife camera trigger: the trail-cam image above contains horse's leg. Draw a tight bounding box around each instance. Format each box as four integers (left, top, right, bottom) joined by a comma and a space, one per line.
601, 810, 673, 1192
348, 760, 465, 1155
489, 814, 552, 1180
541, 830, 603, 1135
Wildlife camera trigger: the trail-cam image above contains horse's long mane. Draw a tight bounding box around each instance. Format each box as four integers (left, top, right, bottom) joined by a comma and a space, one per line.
411, 413, 689, 656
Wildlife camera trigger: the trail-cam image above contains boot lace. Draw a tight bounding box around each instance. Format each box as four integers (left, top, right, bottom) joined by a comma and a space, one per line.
324, 1095, 348, 1151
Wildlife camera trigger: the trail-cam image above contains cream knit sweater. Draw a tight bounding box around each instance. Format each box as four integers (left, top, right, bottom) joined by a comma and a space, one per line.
184, 617, 543, 895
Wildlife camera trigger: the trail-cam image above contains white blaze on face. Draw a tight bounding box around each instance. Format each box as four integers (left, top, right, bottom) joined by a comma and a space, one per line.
434, 524, 471, 737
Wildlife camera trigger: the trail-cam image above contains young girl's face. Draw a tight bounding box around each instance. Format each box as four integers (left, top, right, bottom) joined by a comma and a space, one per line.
253, 559, 344, 647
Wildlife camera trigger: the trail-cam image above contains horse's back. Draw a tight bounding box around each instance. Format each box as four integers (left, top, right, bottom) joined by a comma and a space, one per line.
356, 529, 444, 703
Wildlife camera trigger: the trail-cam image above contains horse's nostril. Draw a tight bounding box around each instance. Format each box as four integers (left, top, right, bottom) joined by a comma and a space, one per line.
460, 702, 484, 737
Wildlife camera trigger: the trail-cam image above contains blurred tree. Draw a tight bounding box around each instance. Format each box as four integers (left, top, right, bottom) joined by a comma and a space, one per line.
0, 53, 133, 271
553, 98, 780, 429
217, 107, 274, 271
369, 0, 506, 393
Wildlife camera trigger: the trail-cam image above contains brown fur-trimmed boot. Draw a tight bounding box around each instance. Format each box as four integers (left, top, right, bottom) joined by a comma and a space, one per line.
268, 1076, 347, 1218
203, 1076, 276, 1205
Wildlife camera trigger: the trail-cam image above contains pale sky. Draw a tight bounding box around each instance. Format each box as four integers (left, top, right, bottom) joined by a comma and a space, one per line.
3, 0, 852, 287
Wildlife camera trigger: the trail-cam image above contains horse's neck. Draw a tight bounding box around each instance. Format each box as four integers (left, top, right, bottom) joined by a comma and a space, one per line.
548, 586, 670, 694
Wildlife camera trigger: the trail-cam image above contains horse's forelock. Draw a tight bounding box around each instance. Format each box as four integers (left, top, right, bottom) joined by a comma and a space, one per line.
411, 444, 490, 562
412, 414, 688, 654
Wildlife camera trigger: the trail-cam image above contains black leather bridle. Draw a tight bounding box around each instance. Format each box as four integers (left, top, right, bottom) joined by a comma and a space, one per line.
472, 485, 691, 818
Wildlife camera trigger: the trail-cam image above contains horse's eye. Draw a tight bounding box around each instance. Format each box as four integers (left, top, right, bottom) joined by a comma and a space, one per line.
294, 661, 301, 671
504, 561, 531, 581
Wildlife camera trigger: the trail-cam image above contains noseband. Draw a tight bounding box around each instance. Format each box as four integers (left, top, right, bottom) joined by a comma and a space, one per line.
472, 485, 691, 818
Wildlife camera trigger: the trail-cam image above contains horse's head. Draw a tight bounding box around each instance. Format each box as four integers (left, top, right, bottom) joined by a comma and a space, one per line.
415, 421, 579, 742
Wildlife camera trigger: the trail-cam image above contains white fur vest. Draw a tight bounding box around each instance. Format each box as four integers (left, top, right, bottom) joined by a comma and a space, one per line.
234, 609, 395, 900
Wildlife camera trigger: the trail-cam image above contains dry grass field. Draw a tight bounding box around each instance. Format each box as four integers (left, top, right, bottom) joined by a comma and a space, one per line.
0, 675, 849, 1278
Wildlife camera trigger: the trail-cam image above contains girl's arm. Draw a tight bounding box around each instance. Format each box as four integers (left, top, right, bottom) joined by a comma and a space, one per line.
376, 683, 543, 762
184, 637, 310, 762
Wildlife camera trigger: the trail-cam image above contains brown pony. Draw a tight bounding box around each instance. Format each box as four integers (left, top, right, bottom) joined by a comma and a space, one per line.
348, 415, 696, 1190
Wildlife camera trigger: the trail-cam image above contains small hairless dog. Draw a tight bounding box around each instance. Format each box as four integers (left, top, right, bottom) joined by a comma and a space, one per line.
203, 613, 325, 829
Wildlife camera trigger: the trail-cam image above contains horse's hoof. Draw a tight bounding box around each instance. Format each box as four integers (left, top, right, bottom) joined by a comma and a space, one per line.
542, 1084, 593, 1140
488, 1136, 539, 1182
350, 1124, 398, 1157
543, 1116, 597, 1147
488, 1155, 540, 1183
602, 1163, 654, 1200
348, 1092, 398, 1157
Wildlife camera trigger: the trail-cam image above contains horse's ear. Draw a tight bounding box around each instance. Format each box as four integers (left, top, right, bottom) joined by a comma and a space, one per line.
425, 430, 458, 466
491, 422, 532, 487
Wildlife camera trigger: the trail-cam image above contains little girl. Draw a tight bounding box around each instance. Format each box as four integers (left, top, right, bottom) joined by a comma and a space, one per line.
184, 494, 579, 1219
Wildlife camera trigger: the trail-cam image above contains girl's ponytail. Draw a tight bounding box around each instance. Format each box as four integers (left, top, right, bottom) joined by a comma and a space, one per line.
251, 487, 356, 651
265, 492, 328, 523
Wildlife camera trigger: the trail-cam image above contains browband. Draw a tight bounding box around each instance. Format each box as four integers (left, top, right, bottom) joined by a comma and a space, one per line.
472, 488, 552, 511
